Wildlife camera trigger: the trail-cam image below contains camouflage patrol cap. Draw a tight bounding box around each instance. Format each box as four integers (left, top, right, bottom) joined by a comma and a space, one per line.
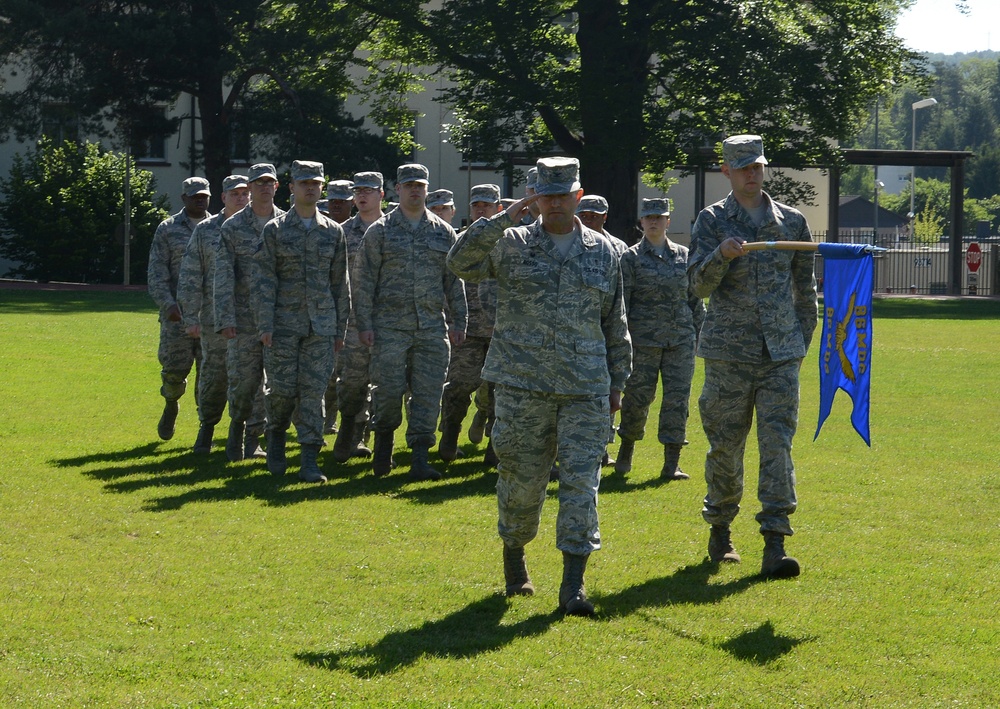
247, 163, 278, 182
291, 160, 325, 182
352, 171, 384, 190
640, 197, 671, 217
222, 174, 249, 192
577, 195, 609, 215
326, 179, 354, 200
470, 184, 501, 204
525, 167, 538, 189
722, 134, 768, 170
425, 189, 455, 208
534, 157, 581, 195
182, 177, 211, 197
397, 163, 430, 185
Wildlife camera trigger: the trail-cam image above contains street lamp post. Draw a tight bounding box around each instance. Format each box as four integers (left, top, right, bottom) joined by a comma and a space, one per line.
910, 97, 938, 222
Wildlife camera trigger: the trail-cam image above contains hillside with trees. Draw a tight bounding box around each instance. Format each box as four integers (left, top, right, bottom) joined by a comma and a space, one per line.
841, 51, 1000, 236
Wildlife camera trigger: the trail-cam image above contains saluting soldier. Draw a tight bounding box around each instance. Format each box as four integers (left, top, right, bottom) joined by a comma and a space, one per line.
448, 157, 631, 617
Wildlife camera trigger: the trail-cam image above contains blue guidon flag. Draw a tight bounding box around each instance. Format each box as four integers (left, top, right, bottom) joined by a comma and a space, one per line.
815, 243, 873, 446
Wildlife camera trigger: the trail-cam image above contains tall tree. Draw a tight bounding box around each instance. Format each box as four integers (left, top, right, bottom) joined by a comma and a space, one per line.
354, 0, 921, 238
0, 1, 387, 209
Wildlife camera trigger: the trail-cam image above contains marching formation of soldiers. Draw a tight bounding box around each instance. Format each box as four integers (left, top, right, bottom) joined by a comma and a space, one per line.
150, 134, 817, 614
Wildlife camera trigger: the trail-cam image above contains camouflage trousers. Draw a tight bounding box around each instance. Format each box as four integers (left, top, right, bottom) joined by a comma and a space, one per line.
473, 381, 494, 419
226, 333, 267, 438
197, 328, 229, 426
440, 335, 490, 428
335, 323, 371, 422
698, 357, 800, 536
492, 384, 608, 556
369, 327, 449, 449
618, 342, 695, 445
263, 334, 336, 446
158, 319, 200, 402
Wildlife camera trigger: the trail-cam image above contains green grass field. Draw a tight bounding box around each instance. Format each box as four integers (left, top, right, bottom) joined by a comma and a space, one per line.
1, 289, 998, 707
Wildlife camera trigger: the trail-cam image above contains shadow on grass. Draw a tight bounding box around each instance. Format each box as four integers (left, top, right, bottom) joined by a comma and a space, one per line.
598, 468, 687, 494
596, 561, 762, 619
298, 562, 770, 677
55, 441, 499, 511
717, 620, 812, 665
867, 296, 1000, 320
296, 594, 560, 677
0, 289, 156, 314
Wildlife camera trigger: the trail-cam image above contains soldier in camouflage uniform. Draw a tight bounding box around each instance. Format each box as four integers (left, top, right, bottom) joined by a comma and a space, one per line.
255, 160, 351, 484
322, 178, 356, 435
331, 171, 385, 463
425, 188, 456, 225
448, 157, 632, 617
177, 174, 250, 454
214, 163, 286, 462
353, 164, 467, 482
325, 179, 355, 223
576, 194, 628, 468
576, 194, 628, 257
438, 184, 501, 467
688, 134, 817, 580
147, 177, 213, 441
615, 197, 705, 480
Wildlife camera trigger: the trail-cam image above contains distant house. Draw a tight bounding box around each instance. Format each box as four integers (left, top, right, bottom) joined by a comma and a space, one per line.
838, 194, 908, 239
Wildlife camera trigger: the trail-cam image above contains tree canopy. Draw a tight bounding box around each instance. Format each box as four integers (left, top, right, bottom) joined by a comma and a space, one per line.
0, 0, 401, 208
843, 52, 1000, 234
354, 0, 922, 237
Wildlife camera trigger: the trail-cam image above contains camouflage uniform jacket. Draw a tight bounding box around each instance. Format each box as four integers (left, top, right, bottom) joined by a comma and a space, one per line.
340, 213, 378, 260
214, 204, 286, 334
177, 211, 227, 330
688, 191, 817, 363
621, 238, 706, 348
456, 228, 497, 339
352, 207, 467, 334
254, 209, 351, 339
448, 211, 632, 395
601, 229, 629, 259
147, 209, 213, 319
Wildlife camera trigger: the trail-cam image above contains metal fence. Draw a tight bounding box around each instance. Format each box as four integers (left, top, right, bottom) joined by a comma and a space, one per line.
813, 232, 997, 296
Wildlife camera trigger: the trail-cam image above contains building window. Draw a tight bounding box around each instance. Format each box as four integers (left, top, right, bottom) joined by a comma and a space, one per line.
230, 119, 252, 166
40, 104, 79, 144
132, 107, 169, 163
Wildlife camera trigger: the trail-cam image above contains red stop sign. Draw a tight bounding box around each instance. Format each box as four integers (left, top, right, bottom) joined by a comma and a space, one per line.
967, 242, 982, 273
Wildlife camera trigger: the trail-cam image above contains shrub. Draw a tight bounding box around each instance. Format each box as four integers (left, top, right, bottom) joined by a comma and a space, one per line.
0, 138, 169, 283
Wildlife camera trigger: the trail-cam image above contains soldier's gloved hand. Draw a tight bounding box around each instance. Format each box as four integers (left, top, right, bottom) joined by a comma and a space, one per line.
165, 304, 182, 322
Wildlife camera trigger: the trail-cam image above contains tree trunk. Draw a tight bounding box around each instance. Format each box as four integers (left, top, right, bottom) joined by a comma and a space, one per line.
197, 76, 232, 214
574, 0, 651, 245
